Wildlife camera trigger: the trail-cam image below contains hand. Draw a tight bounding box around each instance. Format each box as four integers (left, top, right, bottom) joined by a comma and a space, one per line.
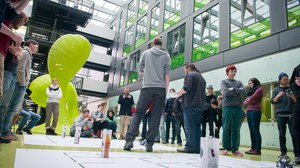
172, 113, 175, 116
11, 33, 22, 45
96, 118, 101, 122
228, 87, 234, 91
278, 92, 285, 97
164, 112, 168, 116
128, 95, 131, 98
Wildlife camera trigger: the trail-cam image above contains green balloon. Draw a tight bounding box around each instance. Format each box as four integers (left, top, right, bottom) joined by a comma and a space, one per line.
48, 34, 91, 88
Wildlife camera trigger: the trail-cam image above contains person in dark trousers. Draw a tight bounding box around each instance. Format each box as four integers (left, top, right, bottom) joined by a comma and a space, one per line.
176, 63, 206, 154
211, 99, 222, 139
221, 65, 246, 157
118, 87, 134, 139
290, 64, 300, 164
165, 88, 177, 144
202, 85, 217, 137
173, 95, 185, 146
140, 101, 152, 143
244, 77, 263, 155
123, 37, 170, 152
70, 109, 93, 138
91, 104, 110, 137
271, 72, 299, 161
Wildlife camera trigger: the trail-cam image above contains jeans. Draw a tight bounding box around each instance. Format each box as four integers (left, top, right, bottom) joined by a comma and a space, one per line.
183, 106, 203, 153
1, 82, 26, 135
18, 109, 41, 130
222, 106, 242, 152
293, 103, 300, 156
0, 54, 4, 97
141, 112, 151, 139
70, 129, 93, 137
176, 115, 184, 144
108, 122, 117, 133
92, 120, 110, 134
126, 88, 166, 146
277, 114, 300, 156
165, 114, 176, 142
247, 110, 262, 151
0, 71, 16, 136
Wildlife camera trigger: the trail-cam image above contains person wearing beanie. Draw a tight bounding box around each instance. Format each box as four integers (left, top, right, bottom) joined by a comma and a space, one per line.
45, 78, 62, 135
290, 64, 300, 164
271, 72, 299, 161
244, 77, 263, 155
220, 65, 246, 157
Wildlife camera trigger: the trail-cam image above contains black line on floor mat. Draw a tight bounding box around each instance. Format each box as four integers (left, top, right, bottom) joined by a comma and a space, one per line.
45, 136, 58, 145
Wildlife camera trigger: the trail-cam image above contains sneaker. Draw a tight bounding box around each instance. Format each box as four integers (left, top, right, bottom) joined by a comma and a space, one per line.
2, 134, 18, 141
16, 129, 23, 135
246, 150, 261, 155
23, 127, 32, 135
50, 129, 58, 136
0, 136, 11, 143
177, 143, 182, 146
232, 151, 244, 157
46, 129, 51, 135
145, 145, 153, 152
222, 150, 228, 155
123, 141, 134, 151
171, 140, 175, 144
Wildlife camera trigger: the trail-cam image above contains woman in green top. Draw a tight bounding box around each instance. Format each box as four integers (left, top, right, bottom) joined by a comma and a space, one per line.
106, 109, 117, 139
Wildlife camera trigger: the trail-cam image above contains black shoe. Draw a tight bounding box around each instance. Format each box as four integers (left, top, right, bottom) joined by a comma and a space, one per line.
50, 129, 57, 136
46, 129, 51, 135
23, 127, 32, 135
145, 145, 153, 152
171, 140, 175, 144
123, 141, 134, 151
177, 148, 194, 153
16, 129, 23, 135
177, 143, 182, 146
154, 139, 160, 143
0, 136, 11, 143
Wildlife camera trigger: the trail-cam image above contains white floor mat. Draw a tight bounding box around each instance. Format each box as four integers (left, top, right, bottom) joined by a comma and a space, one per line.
23, 134, 177, 151
15, 149, 277, 168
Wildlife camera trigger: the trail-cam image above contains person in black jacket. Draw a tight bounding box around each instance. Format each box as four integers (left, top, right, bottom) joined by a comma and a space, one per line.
118, 87, 134, 139
173, 96, 185, 146
210, 99, 222, 139
165, 88, 177, 144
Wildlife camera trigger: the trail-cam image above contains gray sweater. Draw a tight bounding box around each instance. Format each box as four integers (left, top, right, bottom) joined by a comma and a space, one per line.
221, 78, 246, 107
70, 115, 92, 132
17, 46, 32, 86
138, 46, 171, 88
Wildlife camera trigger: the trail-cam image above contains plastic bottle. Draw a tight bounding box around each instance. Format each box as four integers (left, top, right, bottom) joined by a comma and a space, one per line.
62, 125, 67, 138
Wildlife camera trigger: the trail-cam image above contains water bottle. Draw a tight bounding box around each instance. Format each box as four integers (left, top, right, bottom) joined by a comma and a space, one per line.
62, 125, 67, 138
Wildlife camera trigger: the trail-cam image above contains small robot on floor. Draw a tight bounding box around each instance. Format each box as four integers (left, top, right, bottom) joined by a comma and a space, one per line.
276, 155, 295, 168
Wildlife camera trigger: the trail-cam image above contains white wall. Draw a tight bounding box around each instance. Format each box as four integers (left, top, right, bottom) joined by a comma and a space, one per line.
87, 51, 111, 67
82, 78, 108, 93
77, 22, 114, 41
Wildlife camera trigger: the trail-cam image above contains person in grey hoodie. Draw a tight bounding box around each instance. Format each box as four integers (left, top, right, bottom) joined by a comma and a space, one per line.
124, 37, 171, 152
70, 109, 93, 137
45, 78, 62, 135
1, 39, 38, 141
271, 72, 299, 160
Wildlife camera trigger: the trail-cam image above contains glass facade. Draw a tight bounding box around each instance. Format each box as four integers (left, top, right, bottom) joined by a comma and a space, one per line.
135, 15, 147, 48
110, 19, 116, 30
287, 0, 300, 29
127, 0, 137, 27
192, 5, 219, 62
128, 50, 140, 84
112, 63, 117, 89
230, 0, 270, 48
118, 11, 123, 35
124, 26, 134, 56
164, 0, 181, 30
167, 24, 185, 69
150, 4, 160, 40
194, 0, 213, 11
119, 59, 127, 86
138, 0, 149, 17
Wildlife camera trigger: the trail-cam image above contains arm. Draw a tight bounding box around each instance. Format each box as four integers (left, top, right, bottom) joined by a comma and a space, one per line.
270, 88, 284, 104
118, 95, 123, 104
13, 0, 31, 14
0, 23, 22, 44
16, 50, 29, 86
129, 94, 134, 105
164, 56, 171, 91
74, 117, 89, 127
183, 74, 193, 93
244, 87, 263, 105
165, 74, 170, 93
138, 52, 145, 75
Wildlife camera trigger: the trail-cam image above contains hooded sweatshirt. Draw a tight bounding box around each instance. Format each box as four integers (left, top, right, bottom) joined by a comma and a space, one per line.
46, 84, 62, 103
138, 46, 171, 89
290, 64, 300, 103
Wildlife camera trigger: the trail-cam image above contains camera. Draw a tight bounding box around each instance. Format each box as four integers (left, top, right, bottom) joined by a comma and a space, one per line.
285, 89, 292, 95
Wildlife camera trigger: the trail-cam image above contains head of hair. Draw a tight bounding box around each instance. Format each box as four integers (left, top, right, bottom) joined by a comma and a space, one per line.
97, 104, 104, 108
82, 109, 90, 114
249, 77, 261, 88
152, 37, 162, 46
24, 39, 38, 47
211, 99, 218, 106
107, 109, 115, 115
225, 65, 237, 75
185, 63, 199, 72
169, 88, 175, 93
13, 12, 28, 29
278, 72, 288, 81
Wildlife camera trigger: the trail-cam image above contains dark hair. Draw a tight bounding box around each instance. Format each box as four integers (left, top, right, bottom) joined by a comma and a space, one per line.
247, 77, 261, 97
107, 109, 115, 120
169, 88, 175, 93
185, 63, 199, 73
24, 39, 38, 47
13, 12, 28, 29
98, 104, 104, 108
211, 99, 218, 106
152, 37, 162, 46
82, 109, 90, 113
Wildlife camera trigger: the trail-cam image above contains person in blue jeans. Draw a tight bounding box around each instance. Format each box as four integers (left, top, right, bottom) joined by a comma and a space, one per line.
16, 99, 40, 135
